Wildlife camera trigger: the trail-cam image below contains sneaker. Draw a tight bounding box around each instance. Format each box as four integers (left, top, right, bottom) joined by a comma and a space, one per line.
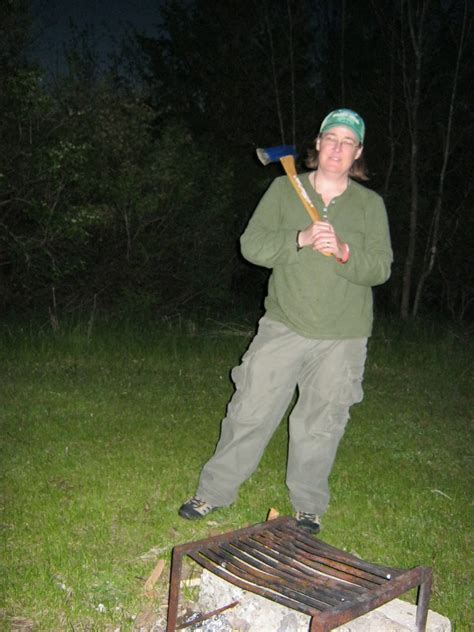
178, 496, 218, 520
295, 511, 321, 535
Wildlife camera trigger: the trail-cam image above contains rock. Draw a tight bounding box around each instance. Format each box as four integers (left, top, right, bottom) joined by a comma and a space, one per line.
192, 570, 451, 632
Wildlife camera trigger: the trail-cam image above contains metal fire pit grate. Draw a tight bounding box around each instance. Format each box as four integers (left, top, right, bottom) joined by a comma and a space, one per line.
167, 517, 432, 631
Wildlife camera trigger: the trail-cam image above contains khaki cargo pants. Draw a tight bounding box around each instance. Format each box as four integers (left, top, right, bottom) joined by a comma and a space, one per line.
196, 316, 367, 517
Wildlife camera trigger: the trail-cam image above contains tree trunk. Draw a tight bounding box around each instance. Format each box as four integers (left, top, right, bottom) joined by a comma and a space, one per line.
340, 0, 346, 104
264, 6, 286, 144
399, 0, 430, 320
287, 0, 297, 145
412, 0, 467, 316
383, 24, 396, 197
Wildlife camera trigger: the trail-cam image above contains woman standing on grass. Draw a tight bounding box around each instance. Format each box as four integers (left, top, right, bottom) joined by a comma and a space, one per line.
179, 109, 393, 534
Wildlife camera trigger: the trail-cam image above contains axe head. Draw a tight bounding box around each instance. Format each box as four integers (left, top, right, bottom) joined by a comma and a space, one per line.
256, 145, 297, 166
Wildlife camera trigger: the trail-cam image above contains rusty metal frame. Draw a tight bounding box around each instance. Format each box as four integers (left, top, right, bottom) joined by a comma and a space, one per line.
167, 517, 432, 631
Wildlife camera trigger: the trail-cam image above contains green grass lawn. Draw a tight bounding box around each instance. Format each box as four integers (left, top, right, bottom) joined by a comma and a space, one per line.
1, 316, 472, 631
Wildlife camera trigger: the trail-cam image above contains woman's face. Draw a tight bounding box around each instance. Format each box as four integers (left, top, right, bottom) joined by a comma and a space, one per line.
316, 126, 363, 176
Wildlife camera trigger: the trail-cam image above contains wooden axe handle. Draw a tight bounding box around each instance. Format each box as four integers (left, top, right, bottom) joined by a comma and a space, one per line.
280, 155, 332, 257
279, 155, 321, 223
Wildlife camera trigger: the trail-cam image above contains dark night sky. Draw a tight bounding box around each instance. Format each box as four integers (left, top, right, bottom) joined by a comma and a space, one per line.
29, 0, 165, 72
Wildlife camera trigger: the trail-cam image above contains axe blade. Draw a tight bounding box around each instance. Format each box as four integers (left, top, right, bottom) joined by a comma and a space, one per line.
256, 145, 297, 166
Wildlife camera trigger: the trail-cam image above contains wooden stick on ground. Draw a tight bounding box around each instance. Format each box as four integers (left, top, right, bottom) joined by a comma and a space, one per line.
176, 601, 240, 630
144, 559, 166, 594
267, 507, 280, 520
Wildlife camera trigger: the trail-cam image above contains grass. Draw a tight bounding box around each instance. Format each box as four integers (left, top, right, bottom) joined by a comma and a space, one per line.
0, 314, 472, 631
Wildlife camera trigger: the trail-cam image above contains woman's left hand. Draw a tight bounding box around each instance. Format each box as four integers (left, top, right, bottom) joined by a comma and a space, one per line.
311, 221, 346, 259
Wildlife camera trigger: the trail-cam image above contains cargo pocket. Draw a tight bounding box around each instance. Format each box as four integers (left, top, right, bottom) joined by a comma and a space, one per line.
339, 353, 366, 406
323, 340, 367, 432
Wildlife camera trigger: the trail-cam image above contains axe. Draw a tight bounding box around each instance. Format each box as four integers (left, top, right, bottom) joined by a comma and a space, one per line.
256, 145, 321, 222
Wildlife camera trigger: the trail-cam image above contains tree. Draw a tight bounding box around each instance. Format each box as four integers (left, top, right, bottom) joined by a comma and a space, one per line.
135, 0, 319, 149
0, 2, 244, 316
322, 0, 474, 320
1, 0, 472, 321
412, 0, 470, 317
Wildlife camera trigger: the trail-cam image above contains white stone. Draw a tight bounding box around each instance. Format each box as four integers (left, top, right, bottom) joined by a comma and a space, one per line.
194, 570, 451, 632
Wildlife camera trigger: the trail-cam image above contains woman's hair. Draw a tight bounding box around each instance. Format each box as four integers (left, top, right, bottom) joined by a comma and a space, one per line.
305, 135, 370, 181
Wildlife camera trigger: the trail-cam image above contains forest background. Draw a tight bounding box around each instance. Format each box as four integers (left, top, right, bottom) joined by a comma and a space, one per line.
1, 0, 473, 325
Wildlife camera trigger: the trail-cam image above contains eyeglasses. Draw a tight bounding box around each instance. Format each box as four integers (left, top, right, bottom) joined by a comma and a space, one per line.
320, 133, 360, 150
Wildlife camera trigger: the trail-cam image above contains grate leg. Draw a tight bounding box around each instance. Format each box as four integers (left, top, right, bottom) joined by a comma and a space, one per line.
416, 568, 433, 632
166, 548, 184, 632
309, 616, 331, 631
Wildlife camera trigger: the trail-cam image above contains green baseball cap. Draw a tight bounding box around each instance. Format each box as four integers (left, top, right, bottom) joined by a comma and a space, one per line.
319, 109, 365, 144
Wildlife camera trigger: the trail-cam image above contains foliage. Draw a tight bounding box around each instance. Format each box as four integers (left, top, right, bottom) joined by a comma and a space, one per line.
0, 0, 473, 321
319, 0, 474, 319
1, 66, 237, 314
137, 0, 318, 148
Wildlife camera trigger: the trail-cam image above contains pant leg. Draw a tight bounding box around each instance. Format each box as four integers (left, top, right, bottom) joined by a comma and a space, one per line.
286, 338, 367, 516
196, 317, 307, 507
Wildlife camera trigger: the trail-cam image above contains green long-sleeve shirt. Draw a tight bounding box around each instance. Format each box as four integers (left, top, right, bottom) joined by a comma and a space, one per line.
240, 173, 393, 339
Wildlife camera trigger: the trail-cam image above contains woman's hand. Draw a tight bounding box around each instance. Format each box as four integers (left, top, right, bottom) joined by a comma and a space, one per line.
298, 221, 347, 259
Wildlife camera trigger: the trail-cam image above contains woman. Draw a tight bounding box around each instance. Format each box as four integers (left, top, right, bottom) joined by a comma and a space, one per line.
179, 109, 393, 534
